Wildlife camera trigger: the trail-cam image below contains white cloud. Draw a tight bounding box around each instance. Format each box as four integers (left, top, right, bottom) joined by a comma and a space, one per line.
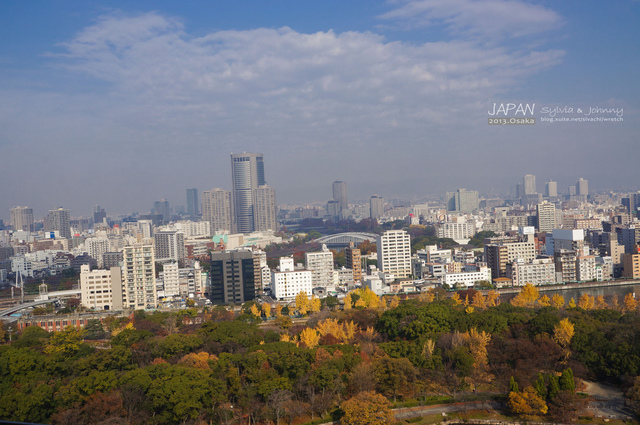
380, 0, 563, 38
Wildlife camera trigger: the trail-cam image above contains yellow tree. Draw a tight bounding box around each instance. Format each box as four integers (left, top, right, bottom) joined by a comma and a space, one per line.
355, 287, 380, 308
355, 298, 366, 308
340, 391, 394, 425
465, 305, 475, 314
595, 295, 608, 309
624, 293, 638, 312
262, 303, 272, 318
296, 291, 310, 315
551, 294, 565, 309
568, 298, 577, 308
578, 294, 595, 310
610, 294, 619, 310
299, 327, 320, 348
310, 296, 321, 313
344, 320, 358, 343
508, 386, 548, 416
422, 289, 436, 303
280, 333, 291, 342
553, 318, 575, 362
451, 292, 462, 306
511, 283, 539, 308
537, 295, 551, 307
316, 318, 346, 342
275, 304, 283, 317
486, 290, 500, 307
388, 295, 400, 309
250, 304, 261, 318
344, 293, 353, 310
45, 326, 86, 356
472, 292, 486, 309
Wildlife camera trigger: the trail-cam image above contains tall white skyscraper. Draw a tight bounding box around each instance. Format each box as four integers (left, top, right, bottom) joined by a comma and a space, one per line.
202, 188, 232, 234
576, 178, 589, 196
231, 152, 266, 233
122, 244, 157, 309
370, 195, 384, 220
377, 230, 412, 278
523, 174, 536, 195
332, 181, 348, 219
10, 206, 33, 232
537, 202, 557, 233
545, 180, 558, 197
254, 184, 277, 231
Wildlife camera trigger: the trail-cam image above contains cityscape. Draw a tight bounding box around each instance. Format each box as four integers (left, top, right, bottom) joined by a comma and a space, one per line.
1, 0, 640, 424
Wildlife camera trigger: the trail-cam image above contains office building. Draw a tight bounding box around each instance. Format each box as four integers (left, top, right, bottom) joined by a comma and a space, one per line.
85, 237, 110, 268
254, 184, 277, 231
202, 188, 232, 234
345, 242, 362, 283
446, 189, 479, 213
576, 178, 589, 197
332, 181, 348, 219
209, 249, 258, 304
153, 199, 171, 224
536, 202, 556, 233
523, 174, 536, 195
79, 264, 123, 311
231, 152, 266, 233
441, 267, 492, 288
305, 244, 334, 287
46, 207, 71, 239
154, 230, 185, 263
370, 195, 384, 220
545, 181, 558, 198
484, 228, 536, 280
10, 206, 33, 232
623, 250, 640, 279
93, 205, 106, 225
122, 244, 157, 309
271, 257, 313, 300
186, 188, 199, 218
377, 230, 412, 278
507, 258, 556, 286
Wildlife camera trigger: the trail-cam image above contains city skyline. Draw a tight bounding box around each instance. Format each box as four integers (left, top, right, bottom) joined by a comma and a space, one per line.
1, 1, 639, 217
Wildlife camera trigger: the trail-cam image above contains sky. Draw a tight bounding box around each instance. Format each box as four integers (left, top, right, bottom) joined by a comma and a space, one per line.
1, 0, 639, 218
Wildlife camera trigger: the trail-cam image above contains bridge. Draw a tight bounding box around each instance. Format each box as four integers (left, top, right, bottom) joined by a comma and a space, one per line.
0, 298, 60, 323
314, 232, 378, 249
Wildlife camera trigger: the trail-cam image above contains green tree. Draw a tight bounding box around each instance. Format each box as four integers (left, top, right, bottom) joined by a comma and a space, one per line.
44, 326, 86, 357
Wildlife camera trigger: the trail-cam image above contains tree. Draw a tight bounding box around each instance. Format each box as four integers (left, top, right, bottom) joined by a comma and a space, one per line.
578, 293, 595, 310
568, 297, 577, 308
559, 368, 575, 393
537, 295, 551, 307
510, 283, 539, 308
250, 303, 261, 318
553, 318, 575, 361
310, 296, 321, 313
508, 386, 548, 416
340, 391, 394, 425
624, 293, 638, 312
263, 303, 272, 318
472, 292, 486, 309
595, 295, 608, 309
551, 294, 565, 309
388, 295, 400, 309
343, 293, 353, 310
296, 291, 310, 315
299, 327, 320, 348
44, 326, 85, 356
486, 290, 500, 307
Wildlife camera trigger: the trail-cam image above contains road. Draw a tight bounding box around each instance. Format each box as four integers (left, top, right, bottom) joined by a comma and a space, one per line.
582, 380, 634, 420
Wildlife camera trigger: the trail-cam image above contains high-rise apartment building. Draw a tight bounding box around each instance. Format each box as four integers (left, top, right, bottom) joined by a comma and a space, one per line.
122, 244, 157, 309
93, 205, 106, 225
536, 202, 556, 233
186, 188, 199, 218
254, 185, 277, 231
153, 199, 170, 224
46, 207, 71, 239
305, 244, 334, 287
523, 174, 536, 195
576, 178, 589, 197
231, 152, 266, 233
370, 195, 384, 220
446, 189, 479, 213
545, 181, 558, 197
332, 181, 348, 219
345, 242, 362, 283
154, 230, 185, 263
10, 206, 33, 232
484, 230, 536, 280
209, 249, 258, 304
85, 237, 110, 268
202, 188, 232, 235
377, 230, 412, 278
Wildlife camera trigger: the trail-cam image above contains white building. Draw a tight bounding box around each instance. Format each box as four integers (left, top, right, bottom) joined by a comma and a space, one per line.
436, 220, 475, 242
154, 230, 185, 263
441, 266, 491, 288
122, 244, 157, 309
377, 230, 412, 278
174, 221, 211, 238
305, 244, 334, 287
79, 264, 123, 310
576, 255, 597, 281
271, 257, 313, 300
507, 258, 556, 286
160, 262, 180, 298
85, 237, 110, 268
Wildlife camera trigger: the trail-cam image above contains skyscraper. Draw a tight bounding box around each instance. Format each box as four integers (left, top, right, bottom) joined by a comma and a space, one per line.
536, 202, 556, 233
209, 249, 258, 304
523, 174, 536, 195
10, 206, 33, 232
93, 205, 106, 225
377, 230, 412, 278
186, 188, 199, 218
254, 185, 277, 231
153, 199, 170, 224
122, 244, 157, 309
202, 188, 232, 235
332, 181, 348, 219
231, 152, 266, 233
545, 181, 558, 197
370, 195, 384, 220
446, 189, 479, 213
46, 207, 71, 239
576, 178, 588, 196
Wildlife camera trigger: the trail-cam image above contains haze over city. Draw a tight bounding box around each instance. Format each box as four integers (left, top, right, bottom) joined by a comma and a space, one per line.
1, 1, 639, 217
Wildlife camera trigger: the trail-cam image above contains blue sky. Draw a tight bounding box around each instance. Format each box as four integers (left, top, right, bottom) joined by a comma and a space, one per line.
1, 1, 639, 218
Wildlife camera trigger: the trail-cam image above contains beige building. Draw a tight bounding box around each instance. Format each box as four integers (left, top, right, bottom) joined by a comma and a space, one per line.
622, 251, 640, 279
202, 188, 232, 235
79, 264, 123, 311
122, 244, 157, 309
377, 230, 412, 278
